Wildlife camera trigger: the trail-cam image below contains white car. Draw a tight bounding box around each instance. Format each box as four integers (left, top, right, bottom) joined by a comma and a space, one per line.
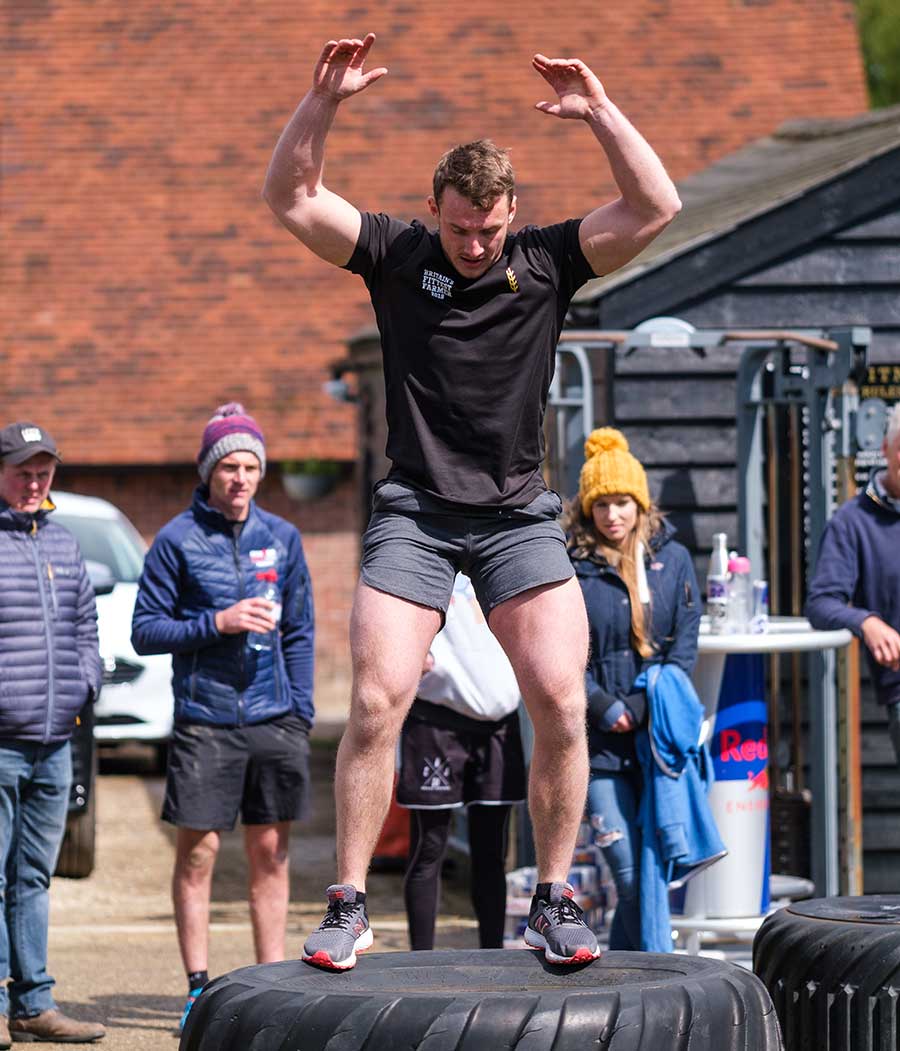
52, 491, 173, 768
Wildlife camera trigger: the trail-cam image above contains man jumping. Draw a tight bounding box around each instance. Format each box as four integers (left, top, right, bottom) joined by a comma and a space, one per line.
263, 32, 680, 968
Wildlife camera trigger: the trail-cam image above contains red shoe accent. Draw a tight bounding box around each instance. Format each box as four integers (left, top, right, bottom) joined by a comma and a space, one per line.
304, 950, 351, 971
570, 947, 599, 962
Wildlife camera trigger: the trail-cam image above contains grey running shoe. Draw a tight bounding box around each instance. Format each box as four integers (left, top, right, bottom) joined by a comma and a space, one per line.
524, 881, 602, 964
302, 884, 373, 971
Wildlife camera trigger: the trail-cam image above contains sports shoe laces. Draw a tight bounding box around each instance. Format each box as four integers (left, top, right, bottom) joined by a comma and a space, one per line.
319, 899, 359, 931
544, 896, 584, 925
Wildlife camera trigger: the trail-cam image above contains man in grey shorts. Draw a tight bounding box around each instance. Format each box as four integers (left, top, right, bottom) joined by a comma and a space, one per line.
263, 31, 681, 968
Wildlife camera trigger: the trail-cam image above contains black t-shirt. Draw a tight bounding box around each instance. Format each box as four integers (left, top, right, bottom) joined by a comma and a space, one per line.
345, 212, 595, 508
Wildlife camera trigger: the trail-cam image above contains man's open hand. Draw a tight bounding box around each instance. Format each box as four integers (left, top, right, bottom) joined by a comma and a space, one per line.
313, 33, 387, 102
215, 598, 278, 636
532, 54, 607, 121
862, 615, 900, 671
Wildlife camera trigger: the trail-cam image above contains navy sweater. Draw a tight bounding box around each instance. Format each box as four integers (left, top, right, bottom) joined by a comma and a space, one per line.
806, 475, 900, 706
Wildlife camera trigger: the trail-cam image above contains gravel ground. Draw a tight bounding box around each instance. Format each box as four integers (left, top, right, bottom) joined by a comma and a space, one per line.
45, 738, 478, 1049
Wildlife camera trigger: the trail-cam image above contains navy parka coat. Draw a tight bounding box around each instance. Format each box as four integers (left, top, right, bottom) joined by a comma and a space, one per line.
571, 521, 701, 772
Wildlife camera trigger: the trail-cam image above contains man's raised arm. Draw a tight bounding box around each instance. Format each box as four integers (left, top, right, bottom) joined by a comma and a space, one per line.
262, 33, 387, 267
533, 54, 681, 278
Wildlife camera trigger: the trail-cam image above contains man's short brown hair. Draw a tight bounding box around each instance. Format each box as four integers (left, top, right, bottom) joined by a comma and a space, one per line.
432, 139, 515, 210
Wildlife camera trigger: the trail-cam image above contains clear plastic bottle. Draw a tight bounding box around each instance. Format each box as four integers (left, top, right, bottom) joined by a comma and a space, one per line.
750, 580, 770, 634
706, 532, 729, 635
247, 570, 282, 651
726, 556, 752, 633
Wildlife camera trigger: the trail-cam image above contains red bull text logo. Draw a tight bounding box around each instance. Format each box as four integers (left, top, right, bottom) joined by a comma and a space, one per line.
719, 729, 768, 766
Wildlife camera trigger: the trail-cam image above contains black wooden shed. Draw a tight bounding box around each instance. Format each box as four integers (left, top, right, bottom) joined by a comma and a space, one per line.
568, 103, 900, 892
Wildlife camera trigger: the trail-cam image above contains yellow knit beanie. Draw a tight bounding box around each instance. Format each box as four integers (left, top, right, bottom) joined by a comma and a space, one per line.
579, 428, 650, 515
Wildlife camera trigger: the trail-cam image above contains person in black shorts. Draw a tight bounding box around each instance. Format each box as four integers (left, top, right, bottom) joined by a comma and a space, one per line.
398, 574, 526, 950
131, 404, 315, 1029
263, 31, 681, 969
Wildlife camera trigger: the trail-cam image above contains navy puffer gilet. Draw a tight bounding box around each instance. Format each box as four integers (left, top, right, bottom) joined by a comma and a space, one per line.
0, 499, 102, 743
131, 488, 314, 728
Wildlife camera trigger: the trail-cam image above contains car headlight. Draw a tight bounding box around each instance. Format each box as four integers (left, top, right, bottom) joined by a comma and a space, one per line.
102, 656, 144, 686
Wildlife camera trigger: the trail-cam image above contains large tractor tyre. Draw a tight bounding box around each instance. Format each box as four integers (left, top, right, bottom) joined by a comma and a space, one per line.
180, 948, 782, 1051
754, 895, 900, 1051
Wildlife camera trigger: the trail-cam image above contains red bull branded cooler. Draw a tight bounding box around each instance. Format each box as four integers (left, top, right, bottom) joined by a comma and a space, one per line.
683, 653, 769, 917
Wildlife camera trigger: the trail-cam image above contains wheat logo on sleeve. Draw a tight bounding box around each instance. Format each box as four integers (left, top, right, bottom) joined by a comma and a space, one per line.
506, 267, 519, 292
422, 269, 454, 301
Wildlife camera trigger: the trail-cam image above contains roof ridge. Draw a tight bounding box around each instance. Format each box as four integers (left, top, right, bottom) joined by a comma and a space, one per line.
774, 104, 900, 141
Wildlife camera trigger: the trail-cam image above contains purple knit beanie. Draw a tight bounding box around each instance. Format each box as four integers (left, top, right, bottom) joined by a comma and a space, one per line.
197, 403, 266, 484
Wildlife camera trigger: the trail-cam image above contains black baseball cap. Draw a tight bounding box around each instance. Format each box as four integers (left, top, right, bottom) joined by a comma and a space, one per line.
0, 422, 61, 466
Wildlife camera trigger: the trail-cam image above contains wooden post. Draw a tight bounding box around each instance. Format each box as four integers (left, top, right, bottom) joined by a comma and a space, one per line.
838, 636, 863, 894
835, 453, 863, 894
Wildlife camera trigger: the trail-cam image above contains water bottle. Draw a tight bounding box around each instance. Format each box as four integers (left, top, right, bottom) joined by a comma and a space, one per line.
726, 556, 752, 633
706, 532, 729, 635
247, 570, 282, 651
750, 580, 770, 634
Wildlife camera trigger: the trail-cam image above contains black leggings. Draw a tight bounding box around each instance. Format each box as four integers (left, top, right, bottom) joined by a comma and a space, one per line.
404, 804, 511, 950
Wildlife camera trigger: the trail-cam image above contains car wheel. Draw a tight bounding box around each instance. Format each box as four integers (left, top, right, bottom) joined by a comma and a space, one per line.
55, 772, 96, 878
181, 949, 782, 1050
754, 895, 900, 1051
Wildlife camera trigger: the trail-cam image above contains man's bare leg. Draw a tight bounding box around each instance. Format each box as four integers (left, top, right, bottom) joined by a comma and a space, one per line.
335, 583, 442, 890
245, 821, 291, 963
172, 828, 221, 975
489, 576, 589, 882
489, 576, 596, 962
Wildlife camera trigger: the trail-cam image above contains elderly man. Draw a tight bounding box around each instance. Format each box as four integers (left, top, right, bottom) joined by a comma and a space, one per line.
807, 402, 900, 757
131, 403, 315, 1031
0, 422, 105, 1045
264, 33, 681, 968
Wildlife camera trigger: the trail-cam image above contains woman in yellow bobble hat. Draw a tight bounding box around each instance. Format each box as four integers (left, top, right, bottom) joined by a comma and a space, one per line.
564, 427, 701, 950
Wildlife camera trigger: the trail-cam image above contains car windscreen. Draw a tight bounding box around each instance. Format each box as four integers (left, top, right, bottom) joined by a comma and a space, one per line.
53, 513, 146, 583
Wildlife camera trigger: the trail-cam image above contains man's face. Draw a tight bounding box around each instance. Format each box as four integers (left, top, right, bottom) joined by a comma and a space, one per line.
207, 451, 261, 521
428, 186, 517, 280
0, 453, 57, 513
883, 431, 900, 499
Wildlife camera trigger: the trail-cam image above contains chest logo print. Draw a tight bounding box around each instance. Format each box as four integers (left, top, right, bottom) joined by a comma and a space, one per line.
422, 269, 454, 301
250, 548, 278, 568
506, 267, 519, 292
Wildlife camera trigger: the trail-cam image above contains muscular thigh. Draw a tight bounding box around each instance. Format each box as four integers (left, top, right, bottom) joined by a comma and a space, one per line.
350, 583, 443, 705
488, 576, 588, 703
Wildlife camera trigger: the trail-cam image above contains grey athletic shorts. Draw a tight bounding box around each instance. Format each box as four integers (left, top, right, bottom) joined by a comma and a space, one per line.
360, 481, 574, 617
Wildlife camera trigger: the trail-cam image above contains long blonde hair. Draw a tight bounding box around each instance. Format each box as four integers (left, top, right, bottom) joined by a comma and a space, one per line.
564, 497, 664, 659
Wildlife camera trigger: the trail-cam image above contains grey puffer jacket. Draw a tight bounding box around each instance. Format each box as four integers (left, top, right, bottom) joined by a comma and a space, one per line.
0, 498, 102, 743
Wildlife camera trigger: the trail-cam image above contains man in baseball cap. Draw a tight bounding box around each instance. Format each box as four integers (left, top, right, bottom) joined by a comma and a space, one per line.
0, 422, 60, 466
0, 424, 105, 1044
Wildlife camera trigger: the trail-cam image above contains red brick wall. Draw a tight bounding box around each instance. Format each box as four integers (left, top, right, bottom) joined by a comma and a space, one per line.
3, 0, 867, 466
3, 1, 869, 715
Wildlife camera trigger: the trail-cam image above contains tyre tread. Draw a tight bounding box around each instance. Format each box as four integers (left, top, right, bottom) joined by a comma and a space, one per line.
181, 950, 781, 1051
